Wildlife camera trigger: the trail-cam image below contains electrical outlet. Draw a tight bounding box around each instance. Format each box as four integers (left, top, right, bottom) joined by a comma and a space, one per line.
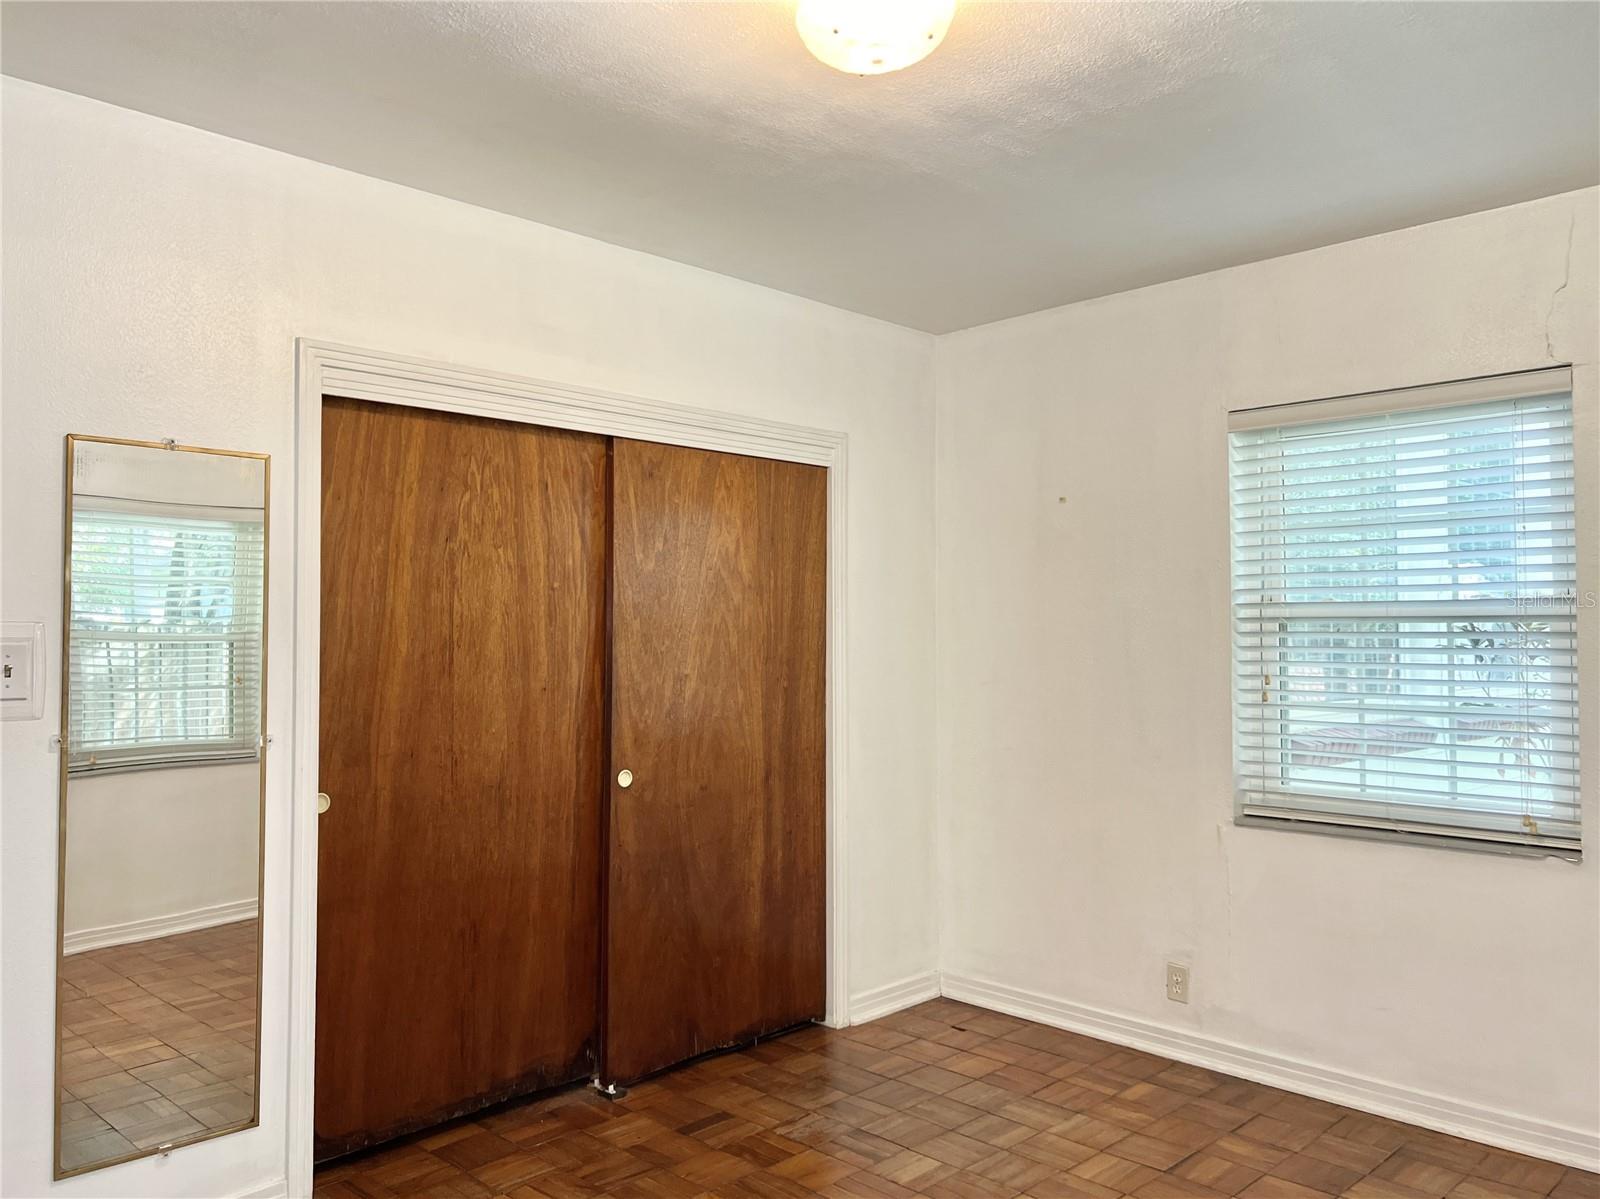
1166, 962, 1190, 1004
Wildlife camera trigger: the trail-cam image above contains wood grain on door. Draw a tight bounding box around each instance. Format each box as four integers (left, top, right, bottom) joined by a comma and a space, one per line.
603, 439, 827, 1084
315, 398, 608, 1157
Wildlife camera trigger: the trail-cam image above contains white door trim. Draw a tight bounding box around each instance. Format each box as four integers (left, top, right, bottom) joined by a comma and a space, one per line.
286, 338, 851, 1197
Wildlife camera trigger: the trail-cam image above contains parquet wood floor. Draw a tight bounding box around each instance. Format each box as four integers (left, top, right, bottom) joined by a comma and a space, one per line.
313, 998, 1597, 1199
57, 918, 258, 1172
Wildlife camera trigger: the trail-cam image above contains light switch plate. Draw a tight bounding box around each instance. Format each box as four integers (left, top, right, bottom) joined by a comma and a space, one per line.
1, 622, 47, 721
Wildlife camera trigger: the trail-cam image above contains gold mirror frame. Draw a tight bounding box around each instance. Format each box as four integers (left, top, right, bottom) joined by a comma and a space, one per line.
54, 435, 269, 1179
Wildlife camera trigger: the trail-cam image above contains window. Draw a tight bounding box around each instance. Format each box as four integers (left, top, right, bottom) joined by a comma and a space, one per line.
1229, 368, 1579, 855
68, 506, 265, 773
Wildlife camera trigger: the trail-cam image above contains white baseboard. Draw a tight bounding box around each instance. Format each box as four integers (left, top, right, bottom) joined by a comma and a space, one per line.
63, 897, 259, 955
850, 971, 942, 1024
229, 1179, 288, 1199
941, 972, 1599, 1172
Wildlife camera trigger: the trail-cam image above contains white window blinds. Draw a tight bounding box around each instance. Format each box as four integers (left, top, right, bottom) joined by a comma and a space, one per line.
1229, 368, 1580, 854
68, 507, 265, 773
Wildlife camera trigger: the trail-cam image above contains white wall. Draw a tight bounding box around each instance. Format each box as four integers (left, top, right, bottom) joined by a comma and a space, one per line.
64, 761, 260, 948
935, 189, 1600, 1162
0, 79, 939, 1199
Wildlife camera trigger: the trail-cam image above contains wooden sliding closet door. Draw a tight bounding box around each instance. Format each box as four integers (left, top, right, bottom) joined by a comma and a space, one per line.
315, 398, 608, 1158
604, 439, 827, 1084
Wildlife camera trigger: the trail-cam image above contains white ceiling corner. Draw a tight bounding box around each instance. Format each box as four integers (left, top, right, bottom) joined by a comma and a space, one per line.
2, 0, 1596, 332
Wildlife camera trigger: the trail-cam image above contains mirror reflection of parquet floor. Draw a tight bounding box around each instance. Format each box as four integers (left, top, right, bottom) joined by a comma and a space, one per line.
57, 918, 258, 1172
313, 998, 1597, 1199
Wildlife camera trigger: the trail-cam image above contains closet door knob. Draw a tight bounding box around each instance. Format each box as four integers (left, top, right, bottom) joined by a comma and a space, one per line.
616, 769, 634, 789
316, 792, 332, 814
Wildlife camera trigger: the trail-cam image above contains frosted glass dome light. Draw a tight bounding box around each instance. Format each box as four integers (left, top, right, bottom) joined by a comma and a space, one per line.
795, 0, 957, 76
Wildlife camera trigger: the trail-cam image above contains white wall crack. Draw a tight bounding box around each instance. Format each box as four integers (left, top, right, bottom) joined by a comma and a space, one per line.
1544, 210, 1575, 362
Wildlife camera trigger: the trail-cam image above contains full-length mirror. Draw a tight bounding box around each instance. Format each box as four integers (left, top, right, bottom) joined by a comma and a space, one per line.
55, 436, 268, 1178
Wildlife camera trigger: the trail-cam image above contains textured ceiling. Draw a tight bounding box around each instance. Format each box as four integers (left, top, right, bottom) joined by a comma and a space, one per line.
3, 1, 1597, 332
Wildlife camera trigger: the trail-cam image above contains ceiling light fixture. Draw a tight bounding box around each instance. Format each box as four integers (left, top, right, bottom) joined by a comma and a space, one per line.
795, 0, 956, 76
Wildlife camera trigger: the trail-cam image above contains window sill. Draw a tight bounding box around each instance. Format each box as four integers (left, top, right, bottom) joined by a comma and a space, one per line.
67, 751, 259, 779
1234, 811, 1581, 862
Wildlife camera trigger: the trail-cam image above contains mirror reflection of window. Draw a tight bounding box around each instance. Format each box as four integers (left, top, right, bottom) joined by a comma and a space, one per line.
68, 506, 264, 774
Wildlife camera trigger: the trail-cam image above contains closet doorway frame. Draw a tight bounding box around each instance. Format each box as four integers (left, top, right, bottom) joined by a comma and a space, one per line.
285, 338, 851, 1196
